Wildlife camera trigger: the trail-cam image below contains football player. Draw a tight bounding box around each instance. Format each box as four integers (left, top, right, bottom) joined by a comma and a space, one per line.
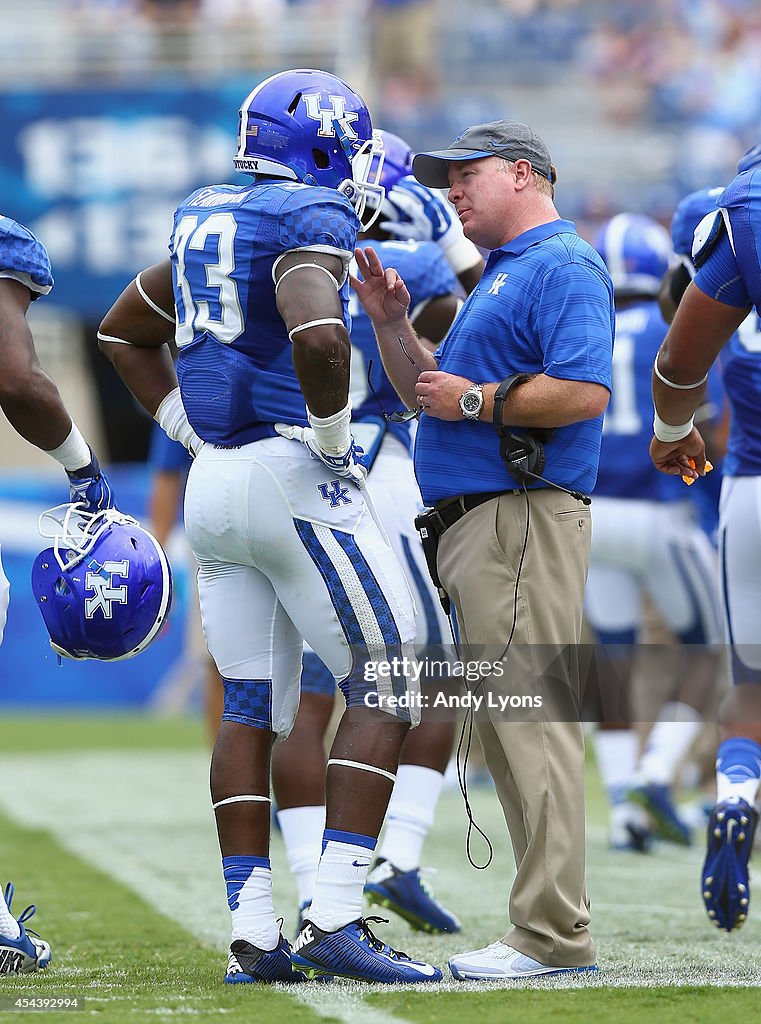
97, 69, 442, 984
0, 215, 114, 973
650, 148, 761, 932
585, 214, 723, 852
270, 130, 482, 937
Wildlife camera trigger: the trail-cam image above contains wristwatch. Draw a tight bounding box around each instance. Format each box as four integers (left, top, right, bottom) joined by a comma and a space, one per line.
459, 383, 484, 421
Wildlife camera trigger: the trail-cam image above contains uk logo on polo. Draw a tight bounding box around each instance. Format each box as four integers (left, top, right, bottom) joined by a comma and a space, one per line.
488, 273, 508, 295
303, 94, 359, 140
85, 560, 129, 619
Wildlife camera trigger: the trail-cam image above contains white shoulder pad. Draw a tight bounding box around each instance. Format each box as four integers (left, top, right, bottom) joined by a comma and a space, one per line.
692, 210, 725, 268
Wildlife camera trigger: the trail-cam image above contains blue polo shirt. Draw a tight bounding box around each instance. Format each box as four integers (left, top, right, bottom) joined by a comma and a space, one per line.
414, 220, 614, 505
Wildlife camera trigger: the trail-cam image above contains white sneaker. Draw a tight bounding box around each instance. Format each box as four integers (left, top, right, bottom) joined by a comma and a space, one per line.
448, 941, 598, 980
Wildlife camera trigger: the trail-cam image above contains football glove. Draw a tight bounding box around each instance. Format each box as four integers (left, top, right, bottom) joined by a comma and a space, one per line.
380, 176, 481, 275
66, 450, 116, 512
275, 424, 368, 489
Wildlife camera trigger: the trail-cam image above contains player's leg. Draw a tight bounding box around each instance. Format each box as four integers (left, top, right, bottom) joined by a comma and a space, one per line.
584, 502, 652, 851
252, 437, 441, 982
0, 553, 52, 975
185, 446, 304, 985
362, 438, 460, 932
271, 654, 335, 927
635, 502, 723, 845
701, 476, 761, 931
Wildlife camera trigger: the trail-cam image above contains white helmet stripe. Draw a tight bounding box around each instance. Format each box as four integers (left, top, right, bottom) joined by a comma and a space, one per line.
603, 213, 632, 287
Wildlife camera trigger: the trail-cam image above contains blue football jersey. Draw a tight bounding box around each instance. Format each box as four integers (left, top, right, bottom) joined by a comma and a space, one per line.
720, 311, 761, 476
596, 300, 692, 501
171, 181, 359, 446
348, 239, 458, 450
0, 216, 53, 297
694, 168, 761, 476
718, 167, 761, 310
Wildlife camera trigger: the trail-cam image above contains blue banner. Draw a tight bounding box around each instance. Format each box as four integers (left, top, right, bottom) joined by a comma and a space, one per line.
0, 82, 254, 317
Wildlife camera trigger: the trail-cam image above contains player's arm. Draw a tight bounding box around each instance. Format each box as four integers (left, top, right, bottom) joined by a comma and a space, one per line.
651, 282, 749, 477
351, 245, 437, 409
658, 262, 692, 324
98, 259, 179, 416
149, 469, 184, 548
98, 260, 202, 455
411, 294, 461, 350
274, 250, 351, 416
0, 276, 72, 449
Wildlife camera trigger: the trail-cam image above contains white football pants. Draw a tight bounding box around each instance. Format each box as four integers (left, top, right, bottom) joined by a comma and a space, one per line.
183, 436, 419, 737
585, 497, 721, 644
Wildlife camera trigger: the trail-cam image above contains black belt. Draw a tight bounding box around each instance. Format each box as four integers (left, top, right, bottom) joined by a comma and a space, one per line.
433, 490, 518, 531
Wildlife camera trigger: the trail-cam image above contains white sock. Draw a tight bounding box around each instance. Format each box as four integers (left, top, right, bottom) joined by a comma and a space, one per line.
0, 887, 20, 940
636, 702, 702, 786
276, 805, 325, 908
377, 765, 443, 871
308, 830, 376, 932
223, 856, 279, 950
591, 729, 639, 804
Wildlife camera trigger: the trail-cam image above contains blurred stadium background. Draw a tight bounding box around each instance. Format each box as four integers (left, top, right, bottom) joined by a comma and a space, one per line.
2, 0, 761, 702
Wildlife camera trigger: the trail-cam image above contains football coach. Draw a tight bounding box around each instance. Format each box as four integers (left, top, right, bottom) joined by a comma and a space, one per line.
352, 119, 614, 980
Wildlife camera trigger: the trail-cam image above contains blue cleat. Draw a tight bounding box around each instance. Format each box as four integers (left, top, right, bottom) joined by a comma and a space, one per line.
630, 784, 692, 846
364, 858, 461, 934
702, 796, 758, 932
0, 883, 52, 975
224, 934, 305, 984
291, 916, 442, 983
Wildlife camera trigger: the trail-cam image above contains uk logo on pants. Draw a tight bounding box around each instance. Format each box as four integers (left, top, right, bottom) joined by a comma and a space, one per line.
318, 481, 352, 508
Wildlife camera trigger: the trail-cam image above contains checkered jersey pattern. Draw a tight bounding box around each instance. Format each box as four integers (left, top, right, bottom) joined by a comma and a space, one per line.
222, 677, 273, 730
278, 187, 358, 256
0, 217, 53, 296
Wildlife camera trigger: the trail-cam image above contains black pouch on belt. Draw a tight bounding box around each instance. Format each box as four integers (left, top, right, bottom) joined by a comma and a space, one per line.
413, 507, 450, 616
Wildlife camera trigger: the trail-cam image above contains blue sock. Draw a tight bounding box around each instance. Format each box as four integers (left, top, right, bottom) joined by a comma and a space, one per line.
715, 738, 761, 805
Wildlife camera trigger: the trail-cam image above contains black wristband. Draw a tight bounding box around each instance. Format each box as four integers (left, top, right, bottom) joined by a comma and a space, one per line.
492, 373, 534, 434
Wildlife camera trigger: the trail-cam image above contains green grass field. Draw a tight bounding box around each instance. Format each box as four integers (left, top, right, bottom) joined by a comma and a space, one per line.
0, 714, 758, 1023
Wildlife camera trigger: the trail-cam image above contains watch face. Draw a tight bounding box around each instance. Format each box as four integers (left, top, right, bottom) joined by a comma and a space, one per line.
461, 391, 482, 415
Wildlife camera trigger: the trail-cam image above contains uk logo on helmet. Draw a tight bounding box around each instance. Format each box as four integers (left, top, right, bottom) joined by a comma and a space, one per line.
31, 504, 172, 662
85, 560, 129, 620
303, 94, 359, 140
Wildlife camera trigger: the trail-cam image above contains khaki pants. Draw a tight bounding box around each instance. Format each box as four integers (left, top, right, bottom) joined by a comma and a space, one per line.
437, 489, 595, 966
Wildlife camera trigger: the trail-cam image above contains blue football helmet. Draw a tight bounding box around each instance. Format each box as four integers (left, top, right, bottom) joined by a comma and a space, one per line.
31, 504, 172, 662
233, 68, 384, 226
670, 187, 723, 260
594, 213, 673, 297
